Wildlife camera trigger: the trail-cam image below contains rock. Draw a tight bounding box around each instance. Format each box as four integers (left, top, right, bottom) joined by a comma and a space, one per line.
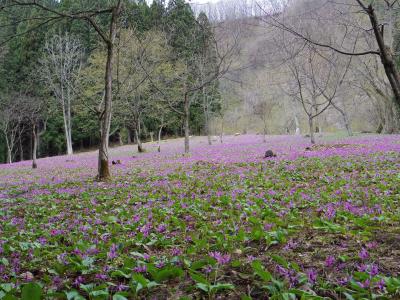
264, 150, 276, 158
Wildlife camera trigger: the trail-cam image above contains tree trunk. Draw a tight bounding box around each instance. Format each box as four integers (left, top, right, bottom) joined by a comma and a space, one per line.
127, 128, 132, 144
332, 102, 353, 136
203, 90, 212, 146
184, 92, 190, 153
309, 117, 315, 144
135, 128, 143, 153
4, 135, 12, 164
97, 3, 121, 181
118, 131, 123, 146
97, 43, 113, 180
158, 126, 163, 152
206, 120, 212, 146
6, 145, 12, 164
19, 136, 24, 161
263, 119, 267, 143
294, 115, 300, 135
62, 104, 73, 155
32, 124, 38, 169
220, 117, 224, 143
29, 131, 33, 160
314, 106, 319, 133
367, 5, 400, 109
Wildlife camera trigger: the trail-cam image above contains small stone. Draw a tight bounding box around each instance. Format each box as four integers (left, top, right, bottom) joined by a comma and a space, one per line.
264, 150, 276, 158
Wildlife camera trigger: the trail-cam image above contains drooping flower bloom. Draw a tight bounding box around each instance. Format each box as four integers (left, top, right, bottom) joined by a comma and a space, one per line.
325, 256, 335, 268
369, 264, 379, 276
359, 248, 369, 260
306, 269, 317, 284
133, 265, 147, 273
107, 243, 118, 260
171, 248, 182, 256
209, 251, 231, 265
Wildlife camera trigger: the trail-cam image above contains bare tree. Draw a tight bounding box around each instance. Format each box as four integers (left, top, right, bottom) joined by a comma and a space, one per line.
17, 94, 48, 169
3, 0, 123, 180
40, 33, 81, 155
0, 96, 24, 163
258, 0, 400, 115
179, 18, 239, 153
284, 45, 341, 144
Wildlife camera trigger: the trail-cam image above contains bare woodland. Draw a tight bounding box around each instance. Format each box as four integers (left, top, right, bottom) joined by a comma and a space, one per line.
0, 0, 399, 179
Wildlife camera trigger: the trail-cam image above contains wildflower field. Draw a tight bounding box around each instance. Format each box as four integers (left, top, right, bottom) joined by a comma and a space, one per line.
0, 134, 400, 299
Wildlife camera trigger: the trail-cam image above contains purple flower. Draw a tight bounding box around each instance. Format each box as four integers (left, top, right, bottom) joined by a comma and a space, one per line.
358, 279, 370, 288
52, 276, 62, 287
38, 237, 47, 245
171, 248, 182, 256
133, 265, 147, 273
376, 278, 385, 291
156, 224, 167, 233
21, 271, 34, 281
338, 277, 350, 285
95, 273, 108, 281
358, 264, 368, 272
209, 251, 231, 265
306, 268, 317, 284
203, 265, 213, 273
283, 239, 298, 251
264, 223, 273, 231
57, 252, 68, 265
325, 256, 335, 268
369, 264, 379, 276
115, 284, 129, 291
247, 255, 256, 263
324, 205, 336, 219
73, 276, 84, 287
107, 243, 118, 260
359, 248, 369, 260
50, 229, 63, 236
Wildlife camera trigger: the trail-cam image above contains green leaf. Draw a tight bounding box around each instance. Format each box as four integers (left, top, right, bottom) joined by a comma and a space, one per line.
111, 270, 131, 279
65, 290, 85, 300
154, 267, 183, 283
0, 284, 13, 293
132, 273, 148, 287
1, 258, 9, 266
2, 294, 18, 300
113, 294, 128, 300
21, 283, 42, 300
89, 289, 109, 298
251, 261, 272, 282
195, 283, 210, 292
210, 283, 235, 293
190, 272, 210, 285
191, 259, 212, 270
271, 255, 288, 268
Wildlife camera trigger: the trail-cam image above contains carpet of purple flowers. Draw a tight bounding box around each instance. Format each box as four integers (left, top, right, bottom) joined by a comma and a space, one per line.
0, 134, 399, 299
